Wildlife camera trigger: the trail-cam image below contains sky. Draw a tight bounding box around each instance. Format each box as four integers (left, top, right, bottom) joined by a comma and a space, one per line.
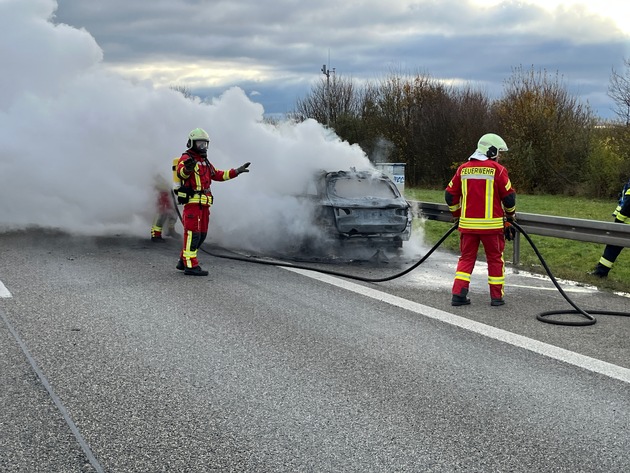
51, 0, 630, 120
1, 0, 629, 256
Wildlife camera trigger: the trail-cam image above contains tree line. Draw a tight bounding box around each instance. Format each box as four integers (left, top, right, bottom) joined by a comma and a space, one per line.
292, 63, 630, 198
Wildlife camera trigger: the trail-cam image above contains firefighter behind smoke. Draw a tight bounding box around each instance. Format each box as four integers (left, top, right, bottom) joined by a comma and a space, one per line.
150, 174, 179, 242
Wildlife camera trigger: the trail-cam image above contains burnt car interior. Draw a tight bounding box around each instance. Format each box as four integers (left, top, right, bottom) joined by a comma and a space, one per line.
304, 168, 412, 249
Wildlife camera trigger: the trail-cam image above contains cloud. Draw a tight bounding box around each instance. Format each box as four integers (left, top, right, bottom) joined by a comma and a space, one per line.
51, 0, 629, 118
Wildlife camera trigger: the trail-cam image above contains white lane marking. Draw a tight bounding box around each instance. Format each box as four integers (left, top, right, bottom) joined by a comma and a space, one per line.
0, 280, 12, 298
285, 267, 630, 385
508, 284, 595, 293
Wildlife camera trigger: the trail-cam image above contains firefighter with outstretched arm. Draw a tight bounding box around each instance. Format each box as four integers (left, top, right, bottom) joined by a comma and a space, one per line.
175, 128, 250, 276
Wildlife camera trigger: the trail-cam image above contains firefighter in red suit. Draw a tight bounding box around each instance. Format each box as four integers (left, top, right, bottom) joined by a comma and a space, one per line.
150, 174, 179, 242
445, 133, 516, 306
175, 128, 250, 276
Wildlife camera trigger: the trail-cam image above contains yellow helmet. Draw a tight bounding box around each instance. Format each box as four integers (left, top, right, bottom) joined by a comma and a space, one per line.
477, 133, 508, 158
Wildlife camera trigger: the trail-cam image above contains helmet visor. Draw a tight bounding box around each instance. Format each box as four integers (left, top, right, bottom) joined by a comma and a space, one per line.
195, 140, 209, 150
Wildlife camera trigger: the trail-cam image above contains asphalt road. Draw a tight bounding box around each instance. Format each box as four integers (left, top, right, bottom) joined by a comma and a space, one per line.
1, 230, 629, 472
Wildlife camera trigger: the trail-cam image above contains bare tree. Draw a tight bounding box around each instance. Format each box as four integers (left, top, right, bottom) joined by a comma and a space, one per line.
295, 75, 363, 127
291, 64, 625, 198
170, 84, 195, 100
608, 58, 630, 125
370, 70, 495, 187
495, 66, 595, 194
411, 85, 496, 186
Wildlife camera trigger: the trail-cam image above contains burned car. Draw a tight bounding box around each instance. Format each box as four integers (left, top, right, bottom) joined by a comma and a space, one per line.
302, 169, 412, 249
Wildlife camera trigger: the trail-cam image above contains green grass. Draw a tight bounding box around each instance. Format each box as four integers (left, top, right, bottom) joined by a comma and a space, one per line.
404, 188, 630, 293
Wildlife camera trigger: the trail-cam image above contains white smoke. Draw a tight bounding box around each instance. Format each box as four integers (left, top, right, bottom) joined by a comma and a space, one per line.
0, 0, 375, 254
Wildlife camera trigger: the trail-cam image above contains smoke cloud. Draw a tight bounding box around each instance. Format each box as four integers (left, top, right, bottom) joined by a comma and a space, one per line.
1, 0, 426, 256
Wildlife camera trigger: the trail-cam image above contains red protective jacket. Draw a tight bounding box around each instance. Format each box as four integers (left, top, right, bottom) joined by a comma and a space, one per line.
175, 150, 238, 206
445, 157, 516, 233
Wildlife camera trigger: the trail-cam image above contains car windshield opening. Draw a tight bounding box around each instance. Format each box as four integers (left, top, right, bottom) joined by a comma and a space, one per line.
329, 177, 398, 199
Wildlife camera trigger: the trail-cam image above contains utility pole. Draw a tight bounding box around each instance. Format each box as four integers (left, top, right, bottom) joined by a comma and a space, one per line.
321, 62, 335, 127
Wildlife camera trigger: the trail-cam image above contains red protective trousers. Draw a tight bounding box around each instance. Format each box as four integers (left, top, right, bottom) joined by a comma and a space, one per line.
452, 232, 506, 300
180, 203, 210, 269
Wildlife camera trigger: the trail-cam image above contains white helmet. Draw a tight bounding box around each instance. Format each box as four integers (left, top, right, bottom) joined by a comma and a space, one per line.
186, 127, 210, 148
477, 133, 508, 158
186, 127, 210, 155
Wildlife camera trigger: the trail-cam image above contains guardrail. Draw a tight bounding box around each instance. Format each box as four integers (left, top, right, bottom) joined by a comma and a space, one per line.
411, 201, 630, 265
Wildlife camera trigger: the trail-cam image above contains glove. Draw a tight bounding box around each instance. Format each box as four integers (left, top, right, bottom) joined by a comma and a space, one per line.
236, 162, 251, 174
504, 220, 516, 241
451, 216, 460, 227
183, 157, 196, 172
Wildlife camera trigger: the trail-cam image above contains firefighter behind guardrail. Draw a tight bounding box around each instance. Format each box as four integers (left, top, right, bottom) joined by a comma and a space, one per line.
590, 177, 630, 278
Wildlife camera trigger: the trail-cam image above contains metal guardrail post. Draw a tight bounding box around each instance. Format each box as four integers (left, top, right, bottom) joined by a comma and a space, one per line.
512, 232, 520, 265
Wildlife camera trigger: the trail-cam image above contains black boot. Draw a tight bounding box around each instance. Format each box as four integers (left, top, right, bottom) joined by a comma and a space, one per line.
176, 259, 185, 271
184, 265, 209, 276
451, 288, 471, 306
491, 298, 505, 306
589, 263, 609, 278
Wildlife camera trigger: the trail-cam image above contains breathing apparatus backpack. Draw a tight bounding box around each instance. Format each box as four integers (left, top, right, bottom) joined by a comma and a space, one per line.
172, 156, 194, 204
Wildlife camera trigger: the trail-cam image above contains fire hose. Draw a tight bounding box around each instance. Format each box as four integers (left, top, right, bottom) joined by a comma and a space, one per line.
171, 193, 629, 326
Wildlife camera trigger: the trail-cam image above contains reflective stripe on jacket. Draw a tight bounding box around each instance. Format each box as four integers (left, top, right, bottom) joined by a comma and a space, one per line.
613, 180, 630, 223
445, 158, 516, 233
175, 150, 238, 207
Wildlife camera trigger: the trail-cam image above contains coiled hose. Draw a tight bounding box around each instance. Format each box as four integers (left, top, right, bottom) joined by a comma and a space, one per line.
512, 221, 630, 326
